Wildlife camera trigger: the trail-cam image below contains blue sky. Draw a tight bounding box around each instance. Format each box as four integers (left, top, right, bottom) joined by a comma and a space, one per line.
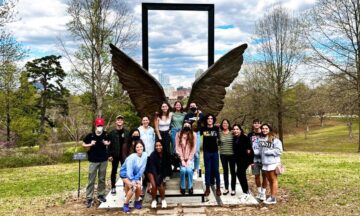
6, 0, 317, 88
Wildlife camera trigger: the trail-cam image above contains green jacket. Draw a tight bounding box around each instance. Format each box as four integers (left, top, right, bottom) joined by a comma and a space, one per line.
108, 128, 129, 164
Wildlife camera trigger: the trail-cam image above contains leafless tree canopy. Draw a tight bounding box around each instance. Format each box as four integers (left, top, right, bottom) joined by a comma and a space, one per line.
254, 6, 305, 143
63, 0, 137, 118
304, 0, 360, 151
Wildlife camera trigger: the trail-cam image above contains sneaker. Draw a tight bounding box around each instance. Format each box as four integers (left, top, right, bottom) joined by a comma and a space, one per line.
264, 196, 277, 205
259, 192, 266, 201
111, 187, 116, 194
188, 187, 193, 195
180, 188, 186, 195
239, 193, 250, 203
123, 203, 130, 213
86, 199, 93, 208
193, 170, 198, 180
216, 188, 221, 196
161, 199, 167, 208
255, 192, 261, 200
223, 189, 229, 195
204, 186, 210, 196
134, 200, 142, 209
151, 200, 157, 209
165, 176, 170, 181
97, 195, 106, 203
231, 190, 236, 196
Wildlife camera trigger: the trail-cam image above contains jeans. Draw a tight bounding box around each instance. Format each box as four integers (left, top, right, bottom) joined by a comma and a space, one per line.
220, 154, 236, 190
194, 131, 201, 170
86, 161, 107, 200
170, 128, 181, 154
179, 166, 193, 189
111, 157, 121, 188
203, 151, 220, 187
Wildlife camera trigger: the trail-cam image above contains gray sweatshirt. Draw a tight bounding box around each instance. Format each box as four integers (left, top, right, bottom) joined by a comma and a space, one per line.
258, 137, 283, 165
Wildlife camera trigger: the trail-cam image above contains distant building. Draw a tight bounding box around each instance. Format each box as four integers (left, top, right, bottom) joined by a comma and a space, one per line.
168, 86, 191, 103
158, 72, 171, 88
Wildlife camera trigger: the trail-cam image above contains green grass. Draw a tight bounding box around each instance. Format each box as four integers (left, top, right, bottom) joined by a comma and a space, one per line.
285, 122, 359, 152
0, 161, 112, 215
276, 151, 360, 215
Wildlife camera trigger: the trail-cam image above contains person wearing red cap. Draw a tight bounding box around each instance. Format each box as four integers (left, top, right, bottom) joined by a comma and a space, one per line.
82, 117, 111, 208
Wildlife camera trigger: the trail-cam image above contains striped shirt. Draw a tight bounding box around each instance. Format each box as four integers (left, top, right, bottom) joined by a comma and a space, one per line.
219, 131, 233, 155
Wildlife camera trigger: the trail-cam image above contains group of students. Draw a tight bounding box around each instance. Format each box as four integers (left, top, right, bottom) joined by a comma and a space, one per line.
82, 101, 283, 213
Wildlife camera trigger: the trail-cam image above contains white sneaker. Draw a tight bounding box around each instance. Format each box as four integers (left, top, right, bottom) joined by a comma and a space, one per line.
259, 192, 266, 201
239, 193, 250, 203
264, 196, 277, 205
165, 176, 170, 181
161, 199, 167, 208
151, 200, 157, 208
193, 170, 198, 180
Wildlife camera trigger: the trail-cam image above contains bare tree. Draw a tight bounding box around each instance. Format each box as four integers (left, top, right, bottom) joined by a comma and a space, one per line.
254, 6, 306, 145
61, 0, 137, 121
304, 0, 360, 152
0, 0, 26, 145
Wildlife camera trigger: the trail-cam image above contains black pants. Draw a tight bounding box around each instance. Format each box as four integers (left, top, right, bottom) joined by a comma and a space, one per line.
236, 161, 249, 194
220, 154, 236, 190
111, 157, 121, 188
159, 130, 171, 156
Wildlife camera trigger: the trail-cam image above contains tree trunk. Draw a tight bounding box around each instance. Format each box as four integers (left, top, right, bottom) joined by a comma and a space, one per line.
347, 121, 353, 138
6, 91, 10, 142
320, 115, 324, 127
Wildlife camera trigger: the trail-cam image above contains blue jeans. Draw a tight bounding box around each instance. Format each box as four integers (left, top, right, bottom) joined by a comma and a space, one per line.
194, 132, 201, 170
180, 166, 193, 189
203, 151, 220, 187
170, 128, 181, 154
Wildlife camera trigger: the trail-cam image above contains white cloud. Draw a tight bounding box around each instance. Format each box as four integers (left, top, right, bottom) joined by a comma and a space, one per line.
8, 0, 317, 89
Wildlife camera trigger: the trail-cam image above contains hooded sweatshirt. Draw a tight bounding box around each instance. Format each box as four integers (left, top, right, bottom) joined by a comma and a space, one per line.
120, 152, 148, 182
258, 136, 283, 165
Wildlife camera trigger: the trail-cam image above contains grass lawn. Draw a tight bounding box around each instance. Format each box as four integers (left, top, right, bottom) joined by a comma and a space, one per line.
285, 121, 359, 152
1, 151, 359, 215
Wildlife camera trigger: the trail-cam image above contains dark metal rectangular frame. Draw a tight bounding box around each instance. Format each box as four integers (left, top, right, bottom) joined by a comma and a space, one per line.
142, 3, 214, 71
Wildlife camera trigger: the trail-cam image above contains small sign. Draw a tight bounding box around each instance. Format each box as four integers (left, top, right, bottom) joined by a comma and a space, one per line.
73, 152, 87, 160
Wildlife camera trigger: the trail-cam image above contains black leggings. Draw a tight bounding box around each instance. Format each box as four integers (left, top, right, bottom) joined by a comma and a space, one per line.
236, 161, 249, 194
111, 157, 120, 188
159, 130, 171, 156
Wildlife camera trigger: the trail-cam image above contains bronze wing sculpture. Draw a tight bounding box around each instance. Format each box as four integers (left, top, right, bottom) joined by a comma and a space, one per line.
110, 43, 247, 117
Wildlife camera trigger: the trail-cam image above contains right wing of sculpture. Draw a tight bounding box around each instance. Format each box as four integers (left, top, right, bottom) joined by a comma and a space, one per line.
110, 44, 167, 118
187, 44, 248, 116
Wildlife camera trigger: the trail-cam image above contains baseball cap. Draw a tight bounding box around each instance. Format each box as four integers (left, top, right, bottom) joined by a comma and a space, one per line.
95, 118, 105, 126
116, 115, 124, 120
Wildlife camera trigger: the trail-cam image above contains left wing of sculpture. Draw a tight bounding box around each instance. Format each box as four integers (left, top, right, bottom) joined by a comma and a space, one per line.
110, 44, 167, 118
187, 43, 248, 116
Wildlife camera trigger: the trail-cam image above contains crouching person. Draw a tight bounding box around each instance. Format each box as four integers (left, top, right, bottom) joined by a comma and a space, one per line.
120, 140, 148, 213
147, 141, 171, 209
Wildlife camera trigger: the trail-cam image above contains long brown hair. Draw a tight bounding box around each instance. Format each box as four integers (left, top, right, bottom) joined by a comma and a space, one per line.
260, 123, 276, 143
179, 123, 194, 150
158, 102, 170, 118
173, 100, 184, 112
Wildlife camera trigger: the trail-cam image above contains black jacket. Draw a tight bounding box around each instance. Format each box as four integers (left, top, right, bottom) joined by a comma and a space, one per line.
108, 128, 129, 164
233, 134, 254, 167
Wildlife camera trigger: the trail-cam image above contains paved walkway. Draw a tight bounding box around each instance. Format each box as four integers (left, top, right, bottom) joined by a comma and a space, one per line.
99, 174, 259, 213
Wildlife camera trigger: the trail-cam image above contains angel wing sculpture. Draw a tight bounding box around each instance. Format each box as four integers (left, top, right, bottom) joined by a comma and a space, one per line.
110, 43, 247, 118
